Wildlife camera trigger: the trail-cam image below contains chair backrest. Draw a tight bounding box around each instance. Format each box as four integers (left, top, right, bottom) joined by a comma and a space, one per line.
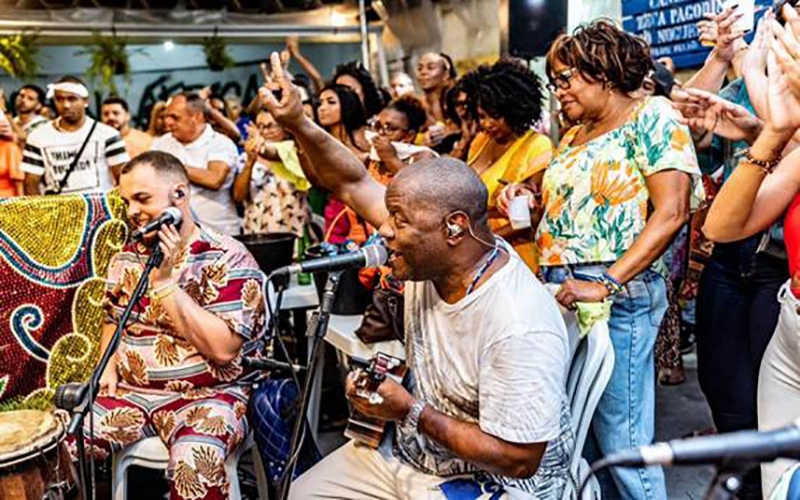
544, 283, 615, 476
565, 318, 614, 475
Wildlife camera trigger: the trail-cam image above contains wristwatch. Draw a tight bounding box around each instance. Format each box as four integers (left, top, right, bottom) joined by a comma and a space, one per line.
403, 399, 427, 433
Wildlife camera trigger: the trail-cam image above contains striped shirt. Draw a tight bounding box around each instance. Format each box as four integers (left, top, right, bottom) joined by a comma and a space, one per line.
104, 227, 268, 392
20, 118, 129, 194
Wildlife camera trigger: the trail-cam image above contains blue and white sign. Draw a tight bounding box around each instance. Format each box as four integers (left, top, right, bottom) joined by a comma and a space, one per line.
622, 0, 771, 68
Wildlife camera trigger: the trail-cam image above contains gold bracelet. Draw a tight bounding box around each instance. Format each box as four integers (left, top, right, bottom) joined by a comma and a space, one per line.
151, 283, 179, 301
150, 280, 174, 296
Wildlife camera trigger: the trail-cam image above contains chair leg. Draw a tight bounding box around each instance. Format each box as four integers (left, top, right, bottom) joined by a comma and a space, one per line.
250, 447, 270, 500
112, 455, 128, 500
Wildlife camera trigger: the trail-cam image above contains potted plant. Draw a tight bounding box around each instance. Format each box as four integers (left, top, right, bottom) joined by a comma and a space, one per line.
76, 30, 143, 95
0, 31, 39, 80
202, 28, 235, 72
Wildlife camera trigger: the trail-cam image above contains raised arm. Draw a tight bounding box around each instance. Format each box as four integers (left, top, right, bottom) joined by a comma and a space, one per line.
684, 7, 745, 93
705, 19, 800, 242
260, 53, 388, 228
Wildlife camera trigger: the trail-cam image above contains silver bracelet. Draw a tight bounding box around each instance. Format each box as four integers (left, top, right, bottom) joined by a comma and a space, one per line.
403, 399, 427, 433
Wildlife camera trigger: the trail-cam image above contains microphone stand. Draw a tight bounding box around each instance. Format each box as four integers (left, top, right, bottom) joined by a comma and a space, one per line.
704, 463, 754, 500
56, 245, 163, 500
277, 270, 343, 500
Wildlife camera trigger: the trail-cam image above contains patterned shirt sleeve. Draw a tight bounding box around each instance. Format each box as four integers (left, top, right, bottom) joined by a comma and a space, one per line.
104, 133, 130, 166
636, 97, 706, 209
478, 329, 568, 444
202, 243, 268, 341
20, 133, 45, 176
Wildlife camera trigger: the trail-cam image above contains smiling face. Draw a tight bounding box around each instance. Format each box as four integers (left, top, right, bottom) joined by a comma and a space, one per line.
101, 103, 130, 132
548, 59, 608, 123
164, 95, 204, 144
119, 163, 188, 244
416, 53, 450, 92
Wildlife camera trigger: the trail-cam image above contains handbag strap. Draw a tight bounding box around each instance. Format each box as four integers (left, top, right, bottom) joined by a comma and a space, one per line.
51, 119, 98, 195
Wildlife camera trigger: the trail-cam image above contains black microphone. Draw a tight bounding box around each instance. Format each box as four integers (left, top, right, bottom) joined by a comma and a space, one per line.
131, 207, 183, 242
242, 357, 306, 373
272, 244, 388, 276
599, 420, 800, 468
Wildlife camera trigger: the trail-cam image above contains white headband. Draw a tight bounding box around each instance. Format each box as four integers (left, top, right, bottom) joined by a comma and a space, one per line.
46, 82, 89, 99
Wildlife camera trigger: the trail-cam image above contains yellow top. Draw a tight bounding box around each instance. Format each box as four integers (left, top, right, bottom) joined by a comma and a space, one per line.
468, 130, 553, 209
468, 130, 553, 272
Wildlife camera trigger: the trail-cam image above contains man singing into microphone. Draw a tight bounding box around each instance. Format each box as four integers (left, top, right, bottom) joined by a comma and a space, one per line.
260, 55, 574, 498
68, 151, 268, 500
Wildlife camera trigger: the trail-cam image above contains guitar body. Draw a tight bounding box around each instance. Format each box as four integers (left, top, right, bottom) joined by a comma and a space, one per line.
345, 353, 407, 448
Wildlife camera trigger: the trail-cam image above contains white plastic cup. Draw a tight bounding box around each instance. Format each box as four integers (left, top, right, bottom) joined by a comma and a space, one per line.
508, 195, 531, 230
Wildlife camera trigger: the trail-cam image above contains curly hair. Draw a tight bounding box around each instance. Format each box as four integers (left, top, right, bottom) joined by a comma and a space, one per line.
385, 95, 428, 133
462, 58, 544, 136
333, 61, 385, 118
546, 19, 652, 93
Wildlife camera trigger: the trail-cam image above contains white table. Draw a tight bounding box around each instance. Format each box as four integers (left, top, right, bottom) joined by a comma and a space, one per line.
278, 275, 319, 311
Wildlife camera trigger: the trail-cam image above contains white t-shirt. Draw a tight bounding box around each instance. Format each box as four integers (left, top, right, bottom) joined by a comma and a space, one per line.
20, 118, 129, 194
151, 125, 240, 235
396, 244, 574, 497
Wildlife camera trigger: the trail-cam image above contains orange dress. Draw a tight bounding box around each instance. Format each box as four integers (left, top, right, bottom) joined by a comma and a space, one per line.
0, 139, 23, 197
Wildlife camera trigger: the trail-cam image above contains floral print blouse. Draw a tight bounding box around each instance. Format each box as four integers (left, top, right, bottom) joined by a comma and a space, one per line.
536, 96, 704, 268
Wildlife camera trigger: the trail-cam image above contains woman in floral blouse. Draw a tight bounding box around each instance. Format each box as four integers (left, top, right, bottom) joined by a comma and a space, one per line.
501, 21, 702, 500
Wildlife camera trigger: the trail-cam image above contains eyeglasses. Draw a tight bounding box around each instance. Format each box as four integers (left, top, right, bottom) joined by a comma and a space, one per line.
373, 121, 407, 136
546, 68, 576, 93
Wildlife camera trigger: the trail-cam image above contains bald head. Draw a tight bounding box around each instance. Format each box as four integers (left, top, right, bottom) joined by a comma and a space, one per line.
389, 157, 489, 226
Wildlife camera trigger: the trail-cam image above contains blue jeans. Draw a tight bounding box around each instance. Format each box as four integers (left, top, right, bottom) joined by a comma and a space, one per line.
542, 263, 668, 500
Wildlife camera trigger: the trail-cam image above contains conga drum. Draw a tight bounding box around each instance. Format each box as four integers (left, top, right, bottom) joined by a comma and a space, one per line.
0, 410, 73, 500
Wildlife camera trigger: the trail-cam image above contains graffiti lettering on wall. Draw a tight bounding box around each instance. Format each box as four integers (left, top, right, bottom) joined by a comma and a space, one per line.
132, 72, 263, 129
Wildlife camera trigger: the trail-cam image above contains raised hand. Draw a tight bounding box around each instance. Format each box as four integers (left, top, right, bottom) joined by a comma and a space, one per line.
768, 14, 800, 133
744, 10, 773, 76
771, 6, 800, 103
672, 88, 762, 142
699, 6, 746, 63
259, 52, 306, 129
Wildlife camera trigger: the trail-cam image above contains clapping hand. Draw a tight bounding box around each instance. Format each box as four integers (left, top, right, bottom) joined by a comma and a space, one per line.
767, 7, 800, 133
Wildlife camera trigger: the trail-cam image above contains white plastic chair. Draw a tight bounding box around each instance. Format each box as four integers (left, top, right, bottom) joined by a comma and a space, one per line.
545, 284, 614, 500
111, 433, 269, 500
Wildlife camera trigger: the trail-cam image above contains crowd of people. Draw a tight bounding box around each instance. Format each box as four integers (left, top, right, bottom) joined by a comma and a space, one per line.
5, 4, 800, 498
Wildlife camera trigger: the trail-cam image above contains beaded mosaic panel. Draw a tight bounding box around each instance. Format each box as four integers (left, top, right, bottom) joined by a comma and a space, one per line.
0, 192, 127, 410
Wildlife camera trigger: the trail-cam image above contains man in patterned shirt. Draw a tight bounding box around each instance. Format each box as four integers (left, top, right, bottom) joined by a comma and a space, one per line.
70, 150, 268, 499
258, 55, 575, 499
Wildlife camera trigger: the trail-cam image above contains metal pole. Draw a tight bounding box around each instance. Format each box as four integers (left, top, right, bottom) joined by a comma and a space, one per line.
374, 30, 389, 87
358, 0, 371, 72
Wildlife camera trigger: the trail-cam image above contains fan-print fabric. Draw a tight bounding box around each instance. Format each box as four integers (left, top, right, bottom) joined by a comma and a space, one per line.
67, 386, 249, 500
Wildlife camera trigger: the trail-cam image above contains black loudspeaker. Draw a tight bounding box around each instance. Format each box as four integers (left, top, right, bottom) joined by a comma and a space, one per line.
501, 0, 568, 59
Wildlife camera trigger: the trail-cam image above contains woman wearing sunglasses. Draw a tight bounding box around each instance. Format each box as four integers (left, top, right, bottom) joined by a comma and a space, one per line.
500, 20, 703, 500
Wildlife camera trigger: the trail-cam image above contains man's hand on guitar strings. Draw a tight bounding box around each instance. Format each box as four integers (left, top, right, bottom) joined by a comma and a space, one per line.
346, 372, 415, 421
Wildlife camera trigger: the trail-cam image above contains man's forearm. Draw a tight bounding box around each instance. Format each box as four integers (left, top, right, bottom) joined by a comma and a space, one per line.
684, 53, 729, 93
417, 405, 545, 479
186, 164, 228, 190
159, 289, 243, 365
23, 173, 41, 195
288, 118, 369, 192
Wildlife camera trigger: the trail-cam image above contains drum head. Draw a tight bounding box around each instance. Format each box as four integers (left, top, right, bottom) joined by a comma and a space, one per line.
0, 411, 63, 466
